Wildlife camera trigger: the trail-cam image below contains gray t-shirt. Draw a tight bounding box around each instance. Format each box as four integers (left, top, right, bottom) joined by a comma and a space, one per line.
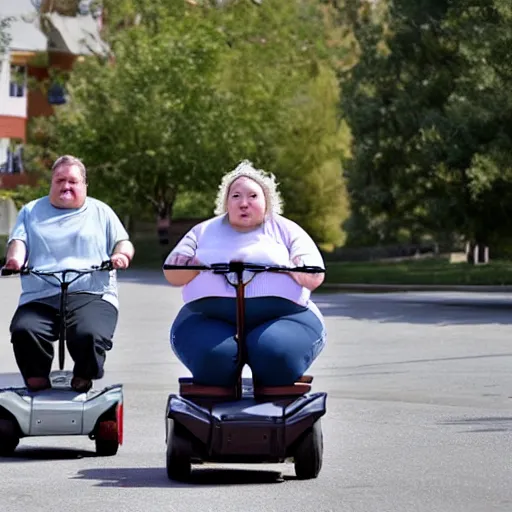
8, 196, 129, 308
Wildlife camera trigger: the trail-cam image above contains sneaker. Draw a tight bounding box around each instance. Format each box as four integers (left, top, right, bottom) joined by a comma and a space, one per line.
71, 376, 92, 393
26, 377, 51, 392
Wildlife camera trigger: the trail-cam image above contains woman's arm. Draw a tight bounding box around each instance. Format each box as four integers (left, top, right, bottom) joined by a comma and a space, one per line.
163, 254, 201, 286
163, 226, 201, 286
282, 217, 326, 292
290, 256, 325, 291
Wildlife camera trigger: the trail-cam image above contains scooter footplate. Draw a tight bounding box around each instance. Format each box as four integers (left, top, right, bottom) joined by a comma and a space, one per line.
0, 385, 123, 437
167, 392, 326, 458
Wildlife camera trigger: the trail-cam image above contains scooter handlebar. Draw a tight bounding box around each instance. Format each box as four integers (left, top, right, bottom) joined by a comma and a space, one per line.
1, 260, 114, 277
163, 262, 325, 274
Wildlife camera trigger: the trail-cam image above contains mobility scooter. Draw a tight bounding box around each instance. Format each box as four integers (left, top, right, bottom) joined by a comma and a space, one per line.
163, 261, 327, 481
0, 262, 123, 456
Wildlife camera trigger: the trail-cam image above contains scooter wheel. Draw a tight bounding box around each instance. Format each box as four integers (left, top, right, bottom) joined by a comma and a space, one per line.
293, 419, 323, 480
0, 418, 20, 457
95, 420, 119, 457
166, 420, 192, 482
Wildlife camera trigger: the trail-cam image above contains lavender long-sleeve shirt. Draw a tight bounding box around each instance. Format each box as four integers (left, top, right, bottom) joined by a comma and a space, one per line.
165, 214, 325, 320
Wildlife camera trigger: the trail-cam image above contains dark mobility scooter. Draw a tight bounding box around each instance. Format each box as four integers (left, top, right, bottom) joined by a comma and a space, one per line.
0, 262, 123, 456
163, 261, 327, 481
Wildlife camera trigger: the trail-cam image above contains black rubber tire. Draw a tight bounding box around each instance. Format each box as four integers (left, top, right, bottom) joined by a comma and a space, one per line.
294, 419, 323, 480
0, 418, 20, 457
166, 420, 192, 482
95, 420, 119, 456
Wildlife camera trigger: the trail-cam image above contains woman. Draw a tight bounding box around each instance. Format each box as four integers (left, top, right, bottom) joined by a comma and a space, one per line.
163, 160, 326, 388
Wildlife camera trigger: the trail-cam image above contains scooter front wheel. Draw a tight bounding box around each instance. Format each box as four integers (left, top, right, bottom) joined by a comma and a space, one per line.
293, 419, 323, 480
166, 420, 192, 481
0, 417, 20, 456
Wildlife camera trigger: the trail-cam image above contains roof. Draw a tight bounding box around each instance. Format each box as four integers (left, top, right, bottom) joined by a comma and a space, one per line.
0, 0, 109, 56
0, 0, 47, 52
45, 13, 110, 56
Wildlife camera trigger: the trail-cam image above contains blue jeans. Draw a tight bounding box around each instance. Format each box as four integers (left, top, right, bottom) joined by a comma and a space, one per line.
170, 297, 326, 387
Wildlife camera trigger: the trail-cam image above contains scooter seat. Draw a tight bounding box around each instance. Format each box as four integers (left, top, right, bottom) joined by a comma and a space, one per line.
178, 378, 236, 398
178, 375, 314, 398
253, 381, 311, 398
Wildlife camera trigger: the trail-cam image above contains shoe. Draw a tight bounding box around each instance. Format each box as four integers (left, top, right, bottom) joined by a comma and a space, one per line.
71, 376, 92, 393
26, 377, 51, 392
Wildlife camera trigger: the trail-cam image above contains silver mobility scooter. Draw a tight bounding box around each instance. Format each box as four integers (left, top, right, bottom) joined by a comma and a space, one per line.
163, 261, 327, 481
0, 262, 123, 456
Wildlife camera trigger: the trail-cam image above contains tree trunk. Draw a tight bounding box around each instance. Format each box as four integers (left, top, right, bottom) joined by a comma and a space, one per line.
466, 240, 489, 265
156, 202, 172, 246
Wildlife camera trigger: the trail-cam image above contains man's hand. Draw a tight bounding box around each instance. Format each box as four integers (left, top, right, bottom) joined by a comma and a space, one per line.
4, 240, 26, 271
111, 253, 131, 270
3, 257, 23, 271
112, 240, 135, 269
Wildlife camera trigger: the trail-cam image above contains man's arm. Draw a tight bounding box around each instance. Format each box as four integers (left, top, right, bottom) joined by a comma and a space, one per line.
4, 240, 27, 270
111, 240, 135, 269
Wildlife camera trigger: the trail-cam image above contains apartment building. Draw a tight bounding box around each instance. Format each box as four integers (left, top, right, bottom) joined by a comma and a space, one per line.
0, 0, 107, 188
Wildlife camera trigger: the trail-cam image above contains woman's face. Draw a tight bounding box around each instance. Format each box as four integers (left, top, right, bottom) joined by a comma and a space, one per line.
226, 176, 266, 231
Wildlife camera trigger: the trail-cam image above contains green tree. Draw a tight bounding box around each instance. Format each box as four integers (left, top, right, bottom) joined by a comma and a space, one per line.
274, 63, 351, 247
46, 8, 239, 223
342, 0, 512, 256
0, 17, 12, 54
28, 0, 352, 246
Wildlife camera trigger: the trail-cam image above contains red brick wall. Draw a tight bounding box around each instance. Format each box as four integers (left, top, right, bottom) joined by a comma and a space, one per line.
0, 173, 37, 190
27, 54, 77, 119
0, 116, 26, 141
27, 66, 53, 118
49, 53, 76, 71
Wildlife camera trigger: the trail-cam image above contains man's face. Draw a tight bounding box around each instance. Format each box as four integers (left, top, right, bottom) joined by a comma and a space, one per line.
49, 164, 87, 209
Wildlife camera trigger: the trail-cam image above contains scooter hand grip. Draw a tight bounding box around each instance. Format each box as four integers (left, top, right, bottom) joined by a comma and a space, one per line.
1, 267, 19, 276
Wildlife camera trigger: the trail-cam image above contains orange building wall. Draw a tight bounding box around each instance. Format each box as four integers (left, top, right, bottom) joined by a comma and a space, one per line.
0, 116, 26, 141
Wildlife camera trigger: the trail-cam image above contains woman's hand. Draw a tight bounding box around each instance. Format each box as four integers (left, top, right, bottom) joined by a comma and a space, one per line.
289, 256, 325, 291
168, 254, 202, 266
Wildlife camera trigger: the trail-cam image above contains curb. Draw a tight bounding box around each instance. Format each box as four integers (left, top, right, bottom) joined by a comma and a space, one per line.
319, 283, 512, 293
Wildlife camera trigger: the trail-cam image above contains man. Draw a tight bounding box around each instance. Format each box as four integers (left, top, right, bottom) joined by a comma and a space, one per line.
3, 155, 135, 392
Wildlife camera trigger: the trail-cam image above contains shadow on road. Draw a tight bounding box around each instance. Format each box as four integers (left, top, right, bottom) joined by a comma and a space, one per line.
73, 466, 290, 487
0, 447, 94, 462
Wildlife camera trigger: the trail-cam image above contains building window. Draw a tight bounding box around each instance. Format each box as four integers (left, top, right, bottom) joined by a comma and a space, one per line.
0, 142, 24, 174
9, 65, 26, 98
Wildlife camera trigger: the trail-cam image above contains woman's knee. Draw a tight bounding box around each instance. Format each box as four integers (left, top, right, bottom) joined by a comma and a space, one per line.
170, 308, 238, 386
247, 316, 326, 386
248, 343, 305, 386
188, 349, 238, 386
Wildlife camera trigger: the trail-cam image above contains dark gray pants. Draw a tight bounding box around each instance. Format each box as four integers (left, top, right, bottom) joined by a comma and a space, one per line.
10, 293, 118, 381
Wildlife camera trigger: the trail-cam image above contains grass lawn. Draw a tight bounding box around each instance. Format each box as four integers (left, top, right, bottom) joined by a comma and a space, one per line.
325, 259, 512, 286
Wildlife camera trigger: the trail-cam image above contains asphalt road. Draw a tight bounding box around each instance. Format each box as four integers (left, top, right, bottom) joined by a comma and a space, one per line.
0, 271, 511, 512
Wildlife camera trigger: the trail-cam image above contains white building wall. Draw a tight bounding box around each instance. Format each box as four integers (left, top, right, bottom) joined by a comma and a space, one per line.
0, 52, 28, 119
